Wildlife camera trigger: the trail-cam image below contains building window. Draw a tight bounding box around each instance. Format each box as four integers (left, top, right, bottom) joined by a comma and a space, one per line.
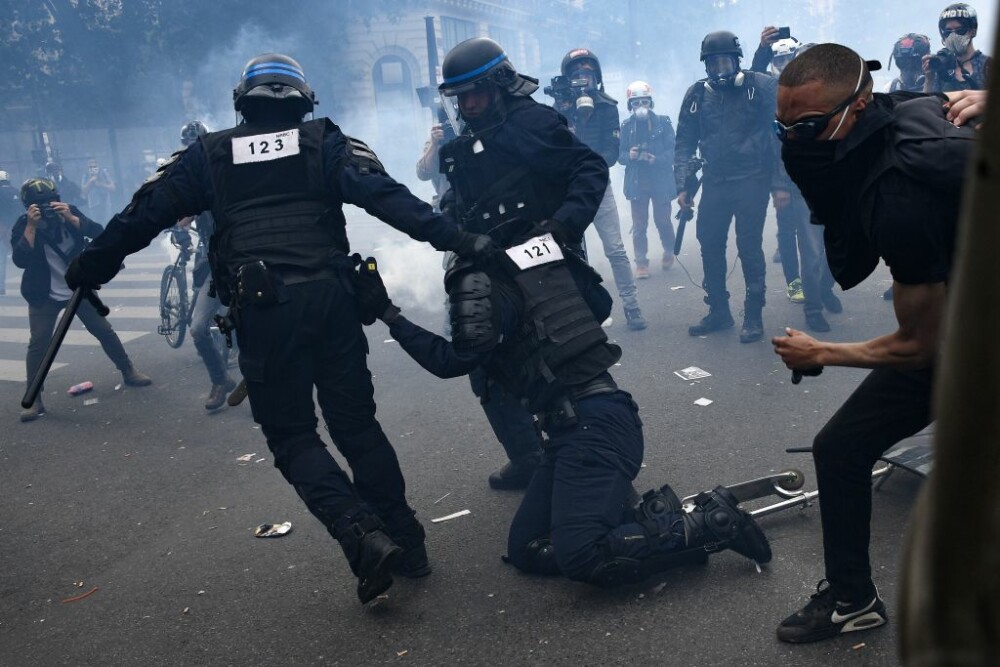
441, 17, 477, 52
489, 26, 519, 52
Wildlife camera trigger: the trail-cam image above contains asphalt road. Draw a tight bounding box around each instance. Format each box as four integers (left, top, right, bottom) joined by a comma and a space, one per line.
0, 214, 919, 666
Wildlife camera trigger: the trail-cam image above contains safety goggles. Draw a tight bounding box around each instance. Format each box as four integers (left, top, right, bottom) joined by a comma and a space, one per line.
774, 58, 868, 141
630, 98, 652, 108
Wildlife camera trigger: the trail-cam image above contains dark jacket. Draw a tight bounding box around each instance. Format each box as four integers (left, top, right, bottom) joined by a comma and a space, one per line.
673, 70, 782, 191
928, 51, 991, 92
76, 117, 464, 285
619, 111, 677, 200
783, 93, 975, 289
567, 90, 621, 167
11, 206, 102, 306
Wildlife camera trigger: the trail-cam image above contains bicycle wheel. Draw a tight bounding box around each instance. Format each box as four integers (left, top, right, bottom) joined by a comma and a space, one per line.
159, 265, 188, 348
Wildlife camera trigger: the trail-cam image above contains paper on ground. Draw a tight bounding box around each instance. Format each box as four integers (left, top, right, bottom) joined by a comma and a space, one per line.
431, 509, 471, 523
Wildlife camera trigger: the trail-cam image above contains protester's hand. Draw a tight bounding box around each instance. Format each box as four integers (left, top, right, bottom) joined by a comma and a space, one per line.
921, 55, 934, 77
641, 152, 656, 163
772, 327, 824, 369
944, 90, 987, 127
677, 191, 692, 209
26, 204, 41, 226
351, 254, 398, 325
50, 201, 80, 228
760, 26, 780, 47
772, 190, 791, 210
430, 124, 445, 145
629, 146, 639, 160
65, 256, 102, 291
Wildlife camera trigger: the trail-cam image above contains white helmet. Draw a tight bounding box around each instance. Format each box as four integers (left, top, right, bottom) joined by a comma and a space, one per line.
625, 80, 654, 109
770, 37, 801, 75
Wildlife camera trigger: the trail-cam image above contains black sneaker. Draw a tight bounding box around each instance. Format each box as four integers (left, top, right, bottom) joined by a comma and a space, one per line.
625, 307, 647, 331
805, 311, 831, 333
822, 291, 843, 313
777, 580, 888, 644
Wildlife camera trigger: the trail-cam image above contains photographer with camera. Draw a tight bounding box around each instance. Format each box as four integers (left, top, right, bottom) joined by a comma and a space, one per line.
11, 178, 151, 421
619, 81, 677, 278
924, 3, 991, 93
553, 48, 646, 331
888, 33, 931, 93
81, 158, 116, 224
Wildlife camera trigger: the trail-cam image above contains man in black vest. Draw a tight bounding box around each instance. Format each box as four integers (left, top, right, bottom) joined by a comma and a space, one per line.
65, 54, 494, 604
350, 37, 772, 587
674, 31, 786, 343
772, 44, 977, 643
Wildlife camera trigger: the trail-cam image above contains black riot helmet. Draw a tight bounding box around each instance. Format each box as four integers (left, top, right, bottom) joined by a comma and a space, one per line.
700, 31, 743, 86
180, 120, 209, 146
439, 37, 538, 98
561, 48, 603, 88
233, 53, 317, 118
890, 33, 931, 70
939, 3, 978, 38
20, 177, 59, 207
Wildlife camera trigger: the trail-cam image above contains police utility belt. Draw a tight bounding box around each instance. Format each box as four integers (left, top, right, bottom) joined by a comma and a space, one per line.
233, 261, 339, 308
535, 374, 618, 434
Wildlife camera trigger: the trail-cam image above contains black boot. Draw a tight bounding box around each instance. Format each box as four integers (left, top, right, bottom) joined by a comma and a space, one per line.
688, 299, 734, 336
683, 486, 772, 564
633, 484, 709, 568
739, 308, 764, 343
334, 512, 403, 603
488, 452, 542, 490
384, 512, 431, 578
804, 310, 831, 333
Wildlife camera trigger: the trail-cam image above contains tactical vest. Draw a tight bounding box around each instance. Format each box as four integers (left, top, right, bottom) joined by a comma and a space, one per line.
202, 118, 348, 282
480, 250, 620, 413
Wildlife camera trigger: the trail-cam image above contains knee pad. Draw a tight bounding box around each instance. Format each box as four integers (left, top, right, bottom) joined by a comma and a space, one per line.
587, 557, 645, 588
513, 537, 561, 576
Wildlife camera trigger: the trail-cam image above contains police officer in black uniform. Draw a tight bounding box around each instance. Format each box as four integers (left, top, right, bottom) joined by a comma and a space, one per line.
65, 54, 493, 604
348, 38, 772, 588
674, 31, 786, 343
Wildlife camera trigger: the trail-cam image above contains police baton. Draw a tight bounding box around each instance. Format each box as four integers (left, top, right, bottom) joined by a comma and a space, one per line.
22, 287, 110, 408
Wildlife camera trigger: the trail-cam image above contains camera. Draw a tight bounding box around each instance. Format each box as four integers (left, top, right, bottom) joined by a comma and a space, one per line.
544, 75, 595, 118
927, 48, 958, 72
543, 75, 574, 100
777, 26, 791, 40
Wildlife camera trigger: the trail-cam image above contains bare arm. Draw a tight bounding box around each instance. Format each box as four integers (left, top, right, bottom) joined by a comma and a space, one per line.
773, 281, 946, 371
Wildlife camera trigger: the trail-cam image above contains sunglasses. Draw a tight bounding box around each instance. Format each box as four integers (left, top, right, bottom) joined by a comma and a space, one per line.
941, 27, 970, 37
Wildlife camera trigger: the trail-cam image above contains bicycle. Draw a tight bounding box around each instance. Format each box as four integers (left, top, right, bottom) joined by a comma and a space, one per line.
157, 234, 235, 367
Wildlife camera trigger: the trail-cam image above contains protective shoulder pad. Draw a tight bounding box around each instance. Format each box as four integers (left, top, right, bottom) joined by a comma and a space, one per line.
345, 136, 386, 176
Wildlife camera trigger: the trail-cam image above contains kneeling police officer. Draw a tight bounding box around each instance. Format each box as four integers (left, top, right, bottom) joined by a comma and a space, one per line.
66, 54, 492, 604
352, 38, 772, 587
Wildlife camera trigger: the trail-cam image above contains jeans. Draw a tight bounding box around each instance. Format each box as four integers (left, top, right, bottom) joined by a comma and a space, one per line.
237, 263, 420, 539
591, 186, 640, 311
469, 366, 543, 463
26, 297, 132, 393
777, 192, 835, 313
507, 391, 679, 583
695, 177, 770, 308
776, 198, 800, 285
190, 278, 230, 385
629, 193, 674, 267
813, 367, 934, 601
0, 234, 8, 293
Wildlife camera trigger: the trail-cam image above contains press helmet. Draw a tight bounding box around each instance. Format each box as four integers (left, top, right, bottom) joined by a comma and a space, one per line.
233, 53, 317, 116
20, 177, 59, 207
180, 120, 209, 146
561, 48, 604, 87
625, 81, 654, 109
939, 3, 978, 38
890, 33, 932, 69
438, 37, 538, 98
770, 37, 801, 75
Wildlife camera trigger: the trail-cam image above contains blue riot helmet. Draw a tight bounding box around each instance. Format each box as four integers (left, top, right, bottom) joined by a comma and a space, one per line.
233, 53, 317, 119
439, 38, 538, 99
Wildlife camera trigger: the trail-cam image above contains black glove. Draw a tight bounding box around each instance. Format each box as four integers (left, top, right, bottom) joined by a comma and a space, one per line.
452, 231, 499, 262
352, 254, 399, 325
65, 256, 102, 292
532, 218, 577, 246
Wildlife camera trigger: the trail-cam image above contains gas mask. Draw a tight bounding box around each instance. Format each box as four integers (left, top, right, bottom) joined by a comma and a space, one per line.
943, 31, 972, 55
705, 54, 739, 86
634, 107, 649, 120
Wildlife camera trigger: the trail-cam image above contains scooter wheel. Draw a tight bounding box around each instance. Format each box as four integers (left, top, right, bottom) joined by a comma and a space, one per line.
776, 469, 805, 492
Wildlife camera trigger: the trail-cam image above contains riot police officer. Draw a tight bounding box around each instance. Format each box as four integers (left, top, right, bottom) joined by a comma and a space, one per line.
674, 31, 786, 343
557, 48, 646, 331
65, 54, 492, 604
347, 37, 772, 583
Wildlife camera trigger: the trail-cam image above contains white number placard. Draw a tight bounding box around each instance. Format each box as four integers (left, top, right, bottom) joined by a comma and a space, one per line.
232, 128, 300, 164
505, 234, 564, 270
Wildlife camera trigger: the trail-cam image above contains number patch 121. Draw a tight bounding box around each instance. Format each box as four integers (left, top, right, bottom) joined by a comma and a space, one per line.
232, 128, 301, 164
505, 234, 564, 270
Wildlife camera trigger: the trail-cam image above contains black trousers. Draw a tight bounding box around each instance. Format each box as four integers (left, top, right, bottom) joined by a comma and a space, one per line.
813, 367, 934, 601
695, 176, 770, 307
237, 262, 419, 541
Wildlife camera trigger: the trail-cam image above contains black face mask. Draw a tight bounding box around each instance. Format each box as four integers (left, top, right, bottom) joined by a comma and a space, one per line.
781, 139, 880, 289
